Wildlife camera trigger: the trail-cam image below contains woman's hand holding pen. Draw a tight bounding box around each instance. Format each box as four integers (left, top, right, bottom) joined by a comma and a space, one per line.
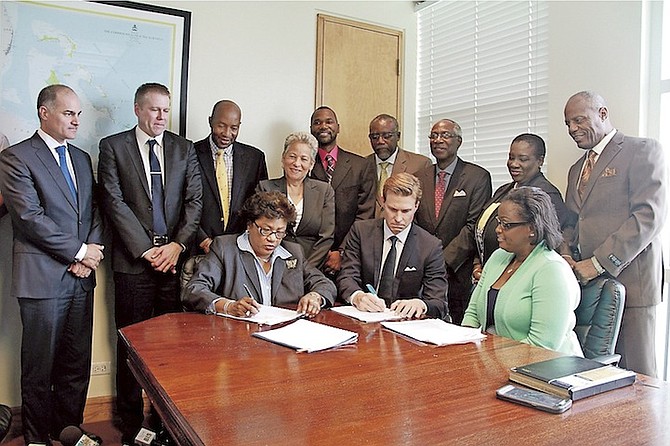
297, 292, 323, 317
225, 297, 261, 317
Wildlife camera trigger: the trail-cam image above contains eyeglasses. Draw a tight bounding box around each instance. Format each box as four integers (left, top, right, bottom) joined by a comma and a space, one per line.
495, 216, 528, 231
429, 131, 459, 141
368, 132, 398, 141
253, 221, 287, 239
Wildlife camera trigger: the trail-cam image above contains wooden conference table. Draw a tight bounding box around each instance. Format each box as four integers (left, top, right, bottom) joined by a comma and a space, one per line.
120, 311, 669, 445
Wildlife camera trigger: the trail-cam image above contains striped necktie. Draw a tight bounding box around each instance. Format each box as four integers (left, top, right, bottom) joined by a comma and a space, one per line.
148, 139, 168, 235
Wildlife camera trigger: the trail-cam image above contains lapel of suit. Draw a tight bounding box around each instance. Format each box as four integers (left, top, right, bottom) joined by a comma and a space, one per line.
330, 150, 351, 190
126, 130, 151, 200
33, 137, 78, 212
436, 158, 463, 225
395, 225, 417, 287
240, 251, 263, 303
297, 177, 317, 235
196, 140, 220, 205
69, 146, 90, 213
161, 133, 179, 223
271, 254, 287, 305
310, 160, 328, 183
393, 149, 409, 174
581, 133, 622, 203
419, 165, 438, 228
230, 142, 248, 212
372, 221, 385, 289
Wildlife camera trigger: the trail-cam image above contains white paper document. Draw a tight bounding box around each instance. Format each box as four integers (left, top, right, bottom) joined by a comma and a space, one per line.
381, 319, 486, 346
252, 319, 358, 353
330, 305, 403, 323
217, 304, 303, 326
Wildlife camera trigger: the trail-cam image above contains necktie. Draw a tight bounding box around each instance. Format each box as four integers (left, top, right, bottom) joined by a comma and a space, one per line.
216, 149, 230, 224
56, 145, 77, 204
435, 171, 447, 219
325, 154, 336, 183
377, 235, 398, 303
578, 150, 597, 198
378, 162, 390, 197
148, 139, 168, 235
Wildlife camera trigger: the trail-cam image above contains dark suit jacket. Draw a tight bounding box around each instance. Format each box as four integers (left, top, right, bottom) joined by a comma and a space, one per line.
415, 158, 492, 274
0, 132, 103, 297
366, 149, 432, 217
564, 131, 667, 307
194, 138, 268, 241
310, 147, 375, 248
257, 176, 334, 268
98, 128, 202, 274
337, 219, 449, 320
181, 235, 336, 312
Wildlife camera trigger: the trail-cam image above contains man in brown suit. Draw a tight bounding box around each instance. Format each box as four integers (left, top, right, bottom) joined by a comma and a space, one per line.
562, 91, 667, 376
366, 114, 432, 217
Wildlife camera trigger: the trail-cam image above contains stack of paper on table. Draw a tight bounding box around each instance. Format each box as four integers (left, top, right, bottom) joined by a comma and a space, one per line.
217, 304, 303, 326
330, 306, 403, 323
381, 319, 486, 345
252, 319, 358, 352
509, 356, 636, 400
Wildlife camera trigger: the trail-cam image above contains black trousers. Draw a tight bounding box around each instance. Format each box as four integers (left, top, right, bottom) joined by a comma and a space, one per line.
114, 269, 181, 441
18, 290, 93, 444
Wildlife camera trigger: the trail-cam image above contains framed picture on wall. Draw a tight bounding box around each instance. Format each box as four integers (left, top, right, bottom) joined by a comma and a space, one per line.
0, 0, 191, 167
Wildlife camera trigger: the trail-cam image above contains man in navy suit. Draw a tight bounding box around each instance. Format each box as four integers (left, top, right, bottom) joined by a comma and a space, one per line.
98, 83, 202, 444
194, 100, 267, 252
338, 173, 449, 320
309, 106, 375, 277
0, 85, 104, 445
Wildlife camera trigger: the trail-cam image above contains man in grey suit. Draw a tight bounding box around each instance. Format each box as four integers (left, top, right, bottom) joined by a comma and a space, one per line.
414, 119, 492, 324
366, 114, 431, 218
338, 173, 449, 320
562, 91, 667, 376
0, 85, 104, 445
98, 83, 202, 444
309, 106, 375, 277
194, 100, 268, 252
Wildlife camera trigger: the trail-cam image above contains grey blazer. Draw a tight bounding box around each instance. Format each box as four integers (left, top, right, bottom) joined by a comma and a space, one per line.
257, 176, 334, 268
0, 132, 103, 297
182, 235, 336, 312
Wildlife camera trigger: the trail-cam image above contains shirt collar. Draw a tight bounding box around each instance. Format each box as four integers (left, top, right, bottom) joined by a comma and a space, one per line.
318, 146, 339, 164
590, 128, 617, 156
437, 157, 457, 177
37, 128, 68, 150
135, 126, 164, 149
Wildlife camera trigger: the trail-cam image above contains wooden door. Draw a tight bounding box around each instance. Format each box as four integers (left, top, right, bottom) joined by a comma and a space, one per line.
316, 14, 403, 156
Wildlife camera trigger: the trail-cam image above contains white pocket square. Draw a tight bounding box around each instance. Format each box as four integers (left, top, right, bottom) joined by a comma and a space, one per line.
453, 190, 467, 197
404, 266, 417, 272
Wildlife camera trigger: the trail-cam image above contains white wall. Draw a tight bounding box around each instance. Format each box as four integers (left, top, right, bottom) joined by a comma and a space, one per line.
0, 0, 650, 407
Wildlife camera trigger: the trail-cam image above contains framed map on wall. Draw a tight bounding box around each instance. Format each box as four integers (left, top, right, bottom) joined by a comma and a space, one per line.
0, 0, 191, 167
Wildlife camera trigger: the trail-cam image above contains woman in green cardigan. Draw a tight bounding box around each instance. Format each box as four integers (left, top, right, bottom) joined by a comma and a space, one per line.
462, 187, 583, 356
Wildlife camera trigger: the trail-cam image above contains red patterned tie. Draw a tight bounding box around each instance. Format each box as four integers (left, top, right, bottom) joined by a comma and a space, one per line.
325, 154, 336, 183
435, 171, 447, 219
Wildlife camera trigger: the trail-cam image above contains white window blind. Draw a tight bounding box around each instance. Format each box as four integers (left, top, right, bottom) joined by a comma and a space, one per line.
416, 0, 549, 189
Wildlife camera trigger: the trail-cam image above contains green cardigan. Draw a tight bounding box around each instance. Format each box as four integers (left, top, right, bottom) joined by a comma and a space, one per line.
462, 242, 583, 356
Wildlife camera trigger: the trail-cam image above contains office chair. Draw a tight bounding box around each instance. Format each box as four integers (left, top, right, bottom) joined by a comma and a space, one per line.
179, 254, 206, 309
0, 403, 12, 441
574, 276, 625, 365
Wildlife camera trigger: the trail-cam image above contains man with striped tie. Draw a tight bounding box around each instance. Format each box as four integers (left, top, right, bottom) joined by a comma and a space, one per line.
98, 83, 202, 445
309, 106, 375, 279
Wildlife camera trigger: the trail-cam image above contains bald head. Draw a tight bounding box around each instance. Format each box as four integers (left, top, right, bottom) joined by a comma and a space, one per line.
209, 100, 242, 149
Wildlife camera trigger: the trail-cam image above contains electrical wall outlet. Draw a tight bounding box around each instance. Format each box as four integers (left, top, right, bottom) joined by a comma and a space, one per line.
91, 361, 111, 375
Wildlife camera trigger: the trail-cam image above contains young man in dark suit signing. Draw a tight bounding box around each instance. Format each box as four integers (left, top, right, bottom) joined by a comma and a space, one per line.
338, 173, 449, 320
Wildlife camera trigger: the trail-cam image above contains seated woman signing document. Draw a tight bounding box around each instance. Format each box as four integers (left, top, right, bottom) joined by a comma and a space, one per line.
462, 187, 583, 356
182, 191, 336, 317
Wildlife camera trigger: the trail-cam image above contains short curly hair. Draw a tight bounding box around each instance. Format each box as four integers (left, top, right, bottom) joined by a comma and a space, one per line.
239, 191, 297, 229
